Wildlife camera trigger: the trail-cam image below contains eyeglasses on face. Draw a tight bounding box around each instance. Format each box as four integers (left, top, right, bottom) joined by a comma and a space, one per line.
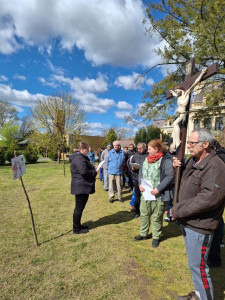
186, 140, 203, 146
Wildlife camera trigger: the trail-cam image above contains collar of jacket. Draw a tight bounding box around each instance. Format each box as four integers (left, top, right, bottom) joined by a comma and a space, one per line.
112, 149, 122, 154
191, 151, 215, 170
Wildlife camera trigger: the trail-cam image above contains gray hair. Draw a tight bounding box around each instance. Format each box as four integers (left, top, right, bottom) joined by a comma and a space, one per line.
192, 128, 214, 148
113, 140, 120, 146
137, 142, 146, 148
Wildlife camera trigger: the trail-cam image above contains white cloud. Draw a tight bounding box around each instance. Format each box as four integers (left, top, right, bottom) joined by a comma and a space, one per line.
74, 92, 116, 114
160, 64, 178, 76
114, 72, 143, 90
11, 104, 24, 113
52, 73, 108, 94
0, 0, 162, 67
145, 77, 154, 86
0, 75, 8, 82
13, 74, 26, 81
114, 110, 131, 119
84, 122, 110, 135
114, 72, 154, 90
0, 83, 45, 107
117, 101, 133, 110
38, 77, 58, 88
85, 122, 110, 129
43, 73, 114, 114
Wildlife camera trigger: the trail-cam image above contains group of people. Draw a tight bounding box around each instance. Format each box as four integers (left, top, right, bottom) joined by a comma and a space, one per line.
69, 128, 225, 300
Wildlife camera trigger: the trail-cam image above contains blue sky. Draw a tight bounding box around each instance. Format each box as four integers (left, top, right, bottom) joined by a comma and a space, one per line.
0, 0, 169, 136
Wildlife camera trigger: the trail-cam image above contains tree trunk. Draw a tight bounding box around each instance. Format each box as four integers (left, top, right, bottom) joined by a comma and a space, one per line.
57, 146, 61, 164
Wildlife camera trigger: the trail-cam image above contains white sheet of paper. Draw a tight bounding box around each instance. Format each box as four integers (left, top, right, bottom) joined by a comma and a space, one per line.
141, 178, 156, 201
96, 160, 105, 171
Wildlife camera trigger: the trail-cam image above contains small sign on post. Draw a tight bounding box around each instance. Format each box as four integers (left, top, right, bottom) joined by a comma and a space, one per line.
11, 155, 39, 247
12, 155, 26, 180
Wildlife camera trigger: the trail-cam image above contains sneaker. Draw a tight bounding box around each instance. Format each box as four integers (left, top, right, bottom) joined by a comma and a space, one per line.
152, 239, 160, 247
109, 198, 114, 203
134, 235, 147, 241
164, 216, 171, 222
73, 228, 89, 234
220, 240, 224, 248
134, 213, 140, 218
177, 291, 199, 300
118, 198, 124, 202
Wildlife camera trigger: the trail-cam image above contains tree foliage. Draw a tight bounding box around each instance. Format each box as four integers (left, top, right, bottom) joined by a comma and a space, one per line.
24, 144, 39, 164
0, 123, 19, 148
134, 125, 170, 145
31, 93, 86, 163
102, 129, 118, 147
0, 101, 18, 127
133, 0, 225, 123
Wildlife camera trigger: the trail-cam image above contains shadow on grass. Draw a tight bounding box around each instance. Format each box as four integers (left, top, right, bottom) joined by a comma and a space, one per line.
86, 210, 133, 229
161, 221, 182, 241
40, 229, 73, 245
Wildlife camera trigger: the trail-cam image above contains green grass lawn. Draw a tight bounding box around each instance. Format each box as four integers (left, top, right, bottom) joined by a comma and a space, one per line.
0, 162, 224, 300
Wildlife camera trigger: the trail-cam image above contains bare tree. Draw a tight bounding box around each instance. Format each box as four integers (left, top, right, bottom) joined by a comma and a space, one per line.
31, 93, 87, 164
0, 101, 18, 127
19, 116, 34, 138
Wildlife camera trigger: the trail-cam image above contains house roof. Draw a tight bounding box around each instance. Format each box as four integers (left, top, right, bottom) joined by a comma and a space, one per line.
118, 139, 135, 148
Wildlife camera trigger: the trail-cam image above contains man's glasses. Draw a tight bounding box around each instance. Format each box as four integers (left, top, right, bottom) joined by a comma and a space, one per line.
187, 140, 203, 146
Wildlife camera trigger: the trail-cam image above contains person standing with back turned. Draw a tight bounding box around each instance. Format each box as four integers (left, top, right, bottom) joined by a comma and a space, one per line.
69, 142, 97, 234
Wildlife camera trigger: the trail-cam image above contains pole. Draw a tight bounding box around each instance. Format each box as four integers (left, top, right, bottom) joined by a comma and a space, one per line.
19, 177, 39, 247
173, 94, 191, 204
63, 151, 66, 177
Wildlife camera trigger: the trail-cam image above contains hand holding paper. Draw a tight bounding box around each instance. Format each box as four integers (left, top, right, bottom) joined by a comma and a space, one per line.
141, 178, 156, 201
96, 160, 104, 171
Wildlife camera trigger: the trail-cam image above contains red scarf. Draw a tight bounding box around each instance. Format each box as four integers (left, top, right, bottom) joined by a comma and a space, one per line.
147, 152, 163, 164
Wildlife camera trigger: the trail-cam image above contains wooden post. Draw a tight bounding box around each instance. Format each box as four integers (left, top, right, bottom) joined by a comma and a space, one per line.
14, 151, 39, 247
20, 177, 39, 247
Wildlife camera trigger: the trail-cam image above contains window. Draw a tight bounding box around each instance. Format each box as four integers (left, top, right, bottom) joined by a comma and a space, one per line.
215, 117, 224, 131
203, 118, 211, 129
194, 119, 201, 129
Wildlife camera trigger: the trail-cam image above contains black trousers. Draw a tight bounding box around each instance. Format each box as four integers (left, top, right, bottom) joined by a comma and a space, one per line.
133, 179, 141, 214
207, 220, 222, 265
73, 194, 89, 231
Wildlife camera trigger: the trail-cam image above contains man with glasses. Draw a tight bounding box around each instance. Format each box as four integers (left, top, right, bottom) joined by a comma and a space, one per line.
171, 129, 225, 300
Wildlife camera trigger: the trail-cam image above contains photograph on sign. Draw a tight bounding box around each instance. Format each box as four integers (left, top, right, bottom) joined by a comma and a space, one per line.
11, 155, 26, 180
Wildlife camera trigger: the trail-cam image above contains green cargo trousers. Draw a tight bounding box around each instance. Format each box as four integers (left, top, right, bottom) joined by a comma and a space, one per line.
139, 196, 165, 239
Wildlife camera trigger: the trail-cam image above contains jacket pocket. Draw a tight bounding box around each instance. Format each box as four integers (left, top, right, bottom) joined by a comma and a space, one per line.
190, 175, 202, 185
